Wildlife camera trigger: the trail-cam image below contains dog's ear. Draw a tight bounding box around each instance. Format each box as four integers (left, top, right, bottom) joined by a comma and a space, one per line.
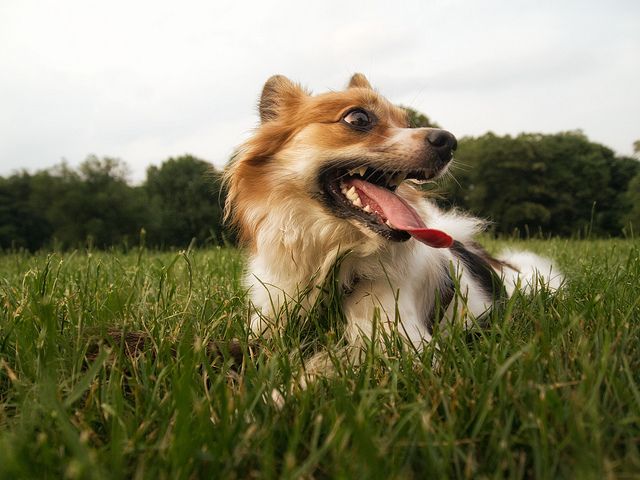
348, 73, 373, 90
259, 75, 307, 123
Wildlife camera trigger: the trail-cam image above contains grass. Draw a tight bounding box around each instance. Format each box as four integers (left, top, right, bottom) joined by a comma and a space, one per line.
0, 239, 639, 479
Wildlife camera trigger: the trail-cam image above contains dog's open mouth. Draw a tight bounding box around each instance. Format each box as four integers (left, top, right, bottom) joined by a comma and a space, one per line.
320, 166, 453, 248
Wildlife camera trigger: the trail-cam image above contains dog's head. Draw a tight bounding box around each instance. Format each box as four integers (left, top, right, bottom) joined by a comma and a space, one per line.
225, 74, 456, 249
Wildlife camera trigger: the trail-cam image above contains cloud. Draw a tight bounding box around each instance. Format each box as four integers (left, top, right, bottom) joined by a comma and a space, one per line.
1, 0, 639, 182
381, 47, 604, 96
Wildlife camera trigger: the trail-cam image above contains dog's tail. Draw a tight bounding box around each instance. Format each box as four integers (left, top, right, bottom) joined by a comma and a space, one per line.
497, 250, 564, 297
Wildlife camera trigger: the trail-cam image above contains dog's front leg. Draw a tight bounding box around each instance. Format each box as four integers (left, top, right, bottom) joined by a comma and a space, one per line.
247, 273, 331, 337
297, 292, 432, 387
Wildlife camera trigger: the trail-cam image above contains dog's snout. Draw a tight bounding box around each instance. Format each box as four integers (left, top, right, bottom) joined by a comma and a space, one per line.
426, 129, 457, 162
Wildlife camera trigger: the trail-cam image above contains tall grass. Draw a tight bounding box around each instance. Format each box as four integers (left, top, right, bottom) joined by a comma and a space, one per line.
0, 240, 638, 479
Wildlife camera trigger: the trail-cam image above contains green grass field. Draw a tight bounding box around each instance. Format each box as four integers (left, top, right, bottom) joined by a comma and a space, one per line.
0, 239, 639, 479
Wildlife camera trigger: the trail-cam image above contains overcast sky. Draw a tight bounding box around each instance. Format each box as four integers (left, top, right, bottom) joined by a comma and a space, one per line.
1, 0, 639, 182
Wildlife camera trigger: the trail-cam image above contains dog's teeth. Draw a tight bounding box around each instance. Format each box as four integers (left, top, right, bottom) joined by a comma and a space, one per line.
363, 205, 372, 213
353, 197, 363, 208
346, 186, 357, 200
385, 220, 393, 228
347, 167, 367, 177
388, 173, 407, 187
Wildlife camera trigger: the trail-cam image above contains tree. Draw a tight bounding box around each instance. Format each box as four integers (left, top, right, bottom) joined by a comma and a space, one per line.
442, 131, 640, 237
0, 157, 151, 250
401, 106, 441, 128
144, 155, 226, 247
0, 172, 52, 250
623, 171, 640, 234
42, 156, 148, 248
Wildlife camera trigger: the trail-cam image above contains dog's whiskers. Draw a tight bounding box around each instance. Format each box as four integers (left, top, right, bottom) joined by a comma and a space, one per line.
446, 170, 464, 190
449, 159, 472, 173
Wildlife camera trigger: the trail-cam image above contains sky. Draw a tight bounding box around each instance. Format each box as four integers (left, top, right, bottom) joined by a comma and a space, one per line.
1, 0, 639, 182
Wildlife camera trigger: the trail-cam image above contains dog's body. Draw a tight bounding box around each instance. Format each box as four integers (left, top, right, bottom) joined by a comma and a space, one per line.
225, 74, 562, 373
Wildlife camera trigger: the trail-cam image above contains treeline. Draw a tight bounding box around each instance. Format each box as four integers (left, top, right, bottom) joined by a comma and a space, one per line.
0, 155, 227, 251
1, 129, 639, 251
442, 131, 640, 237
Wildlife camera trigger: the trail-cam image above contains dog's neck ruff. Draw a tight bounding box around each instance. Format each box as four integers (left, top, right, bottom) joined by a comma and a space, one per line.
344, 178, 453, 248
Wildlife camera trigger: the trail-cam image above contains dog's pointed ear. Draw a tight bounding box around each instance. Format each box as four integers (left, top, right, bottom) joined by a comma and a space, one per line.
348, 73, 373, 90
259, 75, 307, 123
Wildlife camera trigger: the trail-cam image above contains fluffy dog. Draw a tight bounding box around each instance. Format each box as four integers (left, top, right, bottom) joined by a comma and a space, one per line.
225, 73, 562, 376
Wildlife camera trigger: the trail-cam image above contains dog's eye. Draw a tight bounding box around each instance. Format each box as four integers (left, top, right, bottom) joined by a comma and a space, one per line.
343, 109, 373, 130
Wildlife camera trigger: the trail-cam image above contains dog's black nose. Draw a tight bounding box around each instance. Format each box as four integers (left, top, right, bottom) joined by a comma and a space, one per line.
426, 129, 457, 162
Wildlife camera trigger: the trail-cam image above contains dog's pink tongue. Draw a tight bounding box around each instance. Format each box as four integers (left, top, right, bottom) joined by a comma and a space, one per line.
349, 179, 453, 248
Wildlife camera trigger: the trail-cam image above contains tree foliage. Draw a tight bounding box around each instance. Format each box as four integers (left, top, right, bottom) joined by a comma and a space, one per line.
145, 155, 225, 247
0, 119, 638, 250
0, 172, 51, 251
402, 106, 441, 128
0, 155, 227, 251
623, 171, 640, 234
45, 157, 148, 248
443, 131, 640, 237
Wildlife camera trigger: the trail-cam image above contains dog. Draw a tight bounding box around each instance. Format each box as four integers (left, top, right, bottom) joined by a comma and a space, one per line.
224, 73, 563, 378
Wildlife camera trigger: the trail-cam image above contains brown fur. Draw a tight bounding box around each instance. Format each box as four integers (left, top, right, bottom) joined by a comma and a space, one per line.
224, 75, 417, 247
